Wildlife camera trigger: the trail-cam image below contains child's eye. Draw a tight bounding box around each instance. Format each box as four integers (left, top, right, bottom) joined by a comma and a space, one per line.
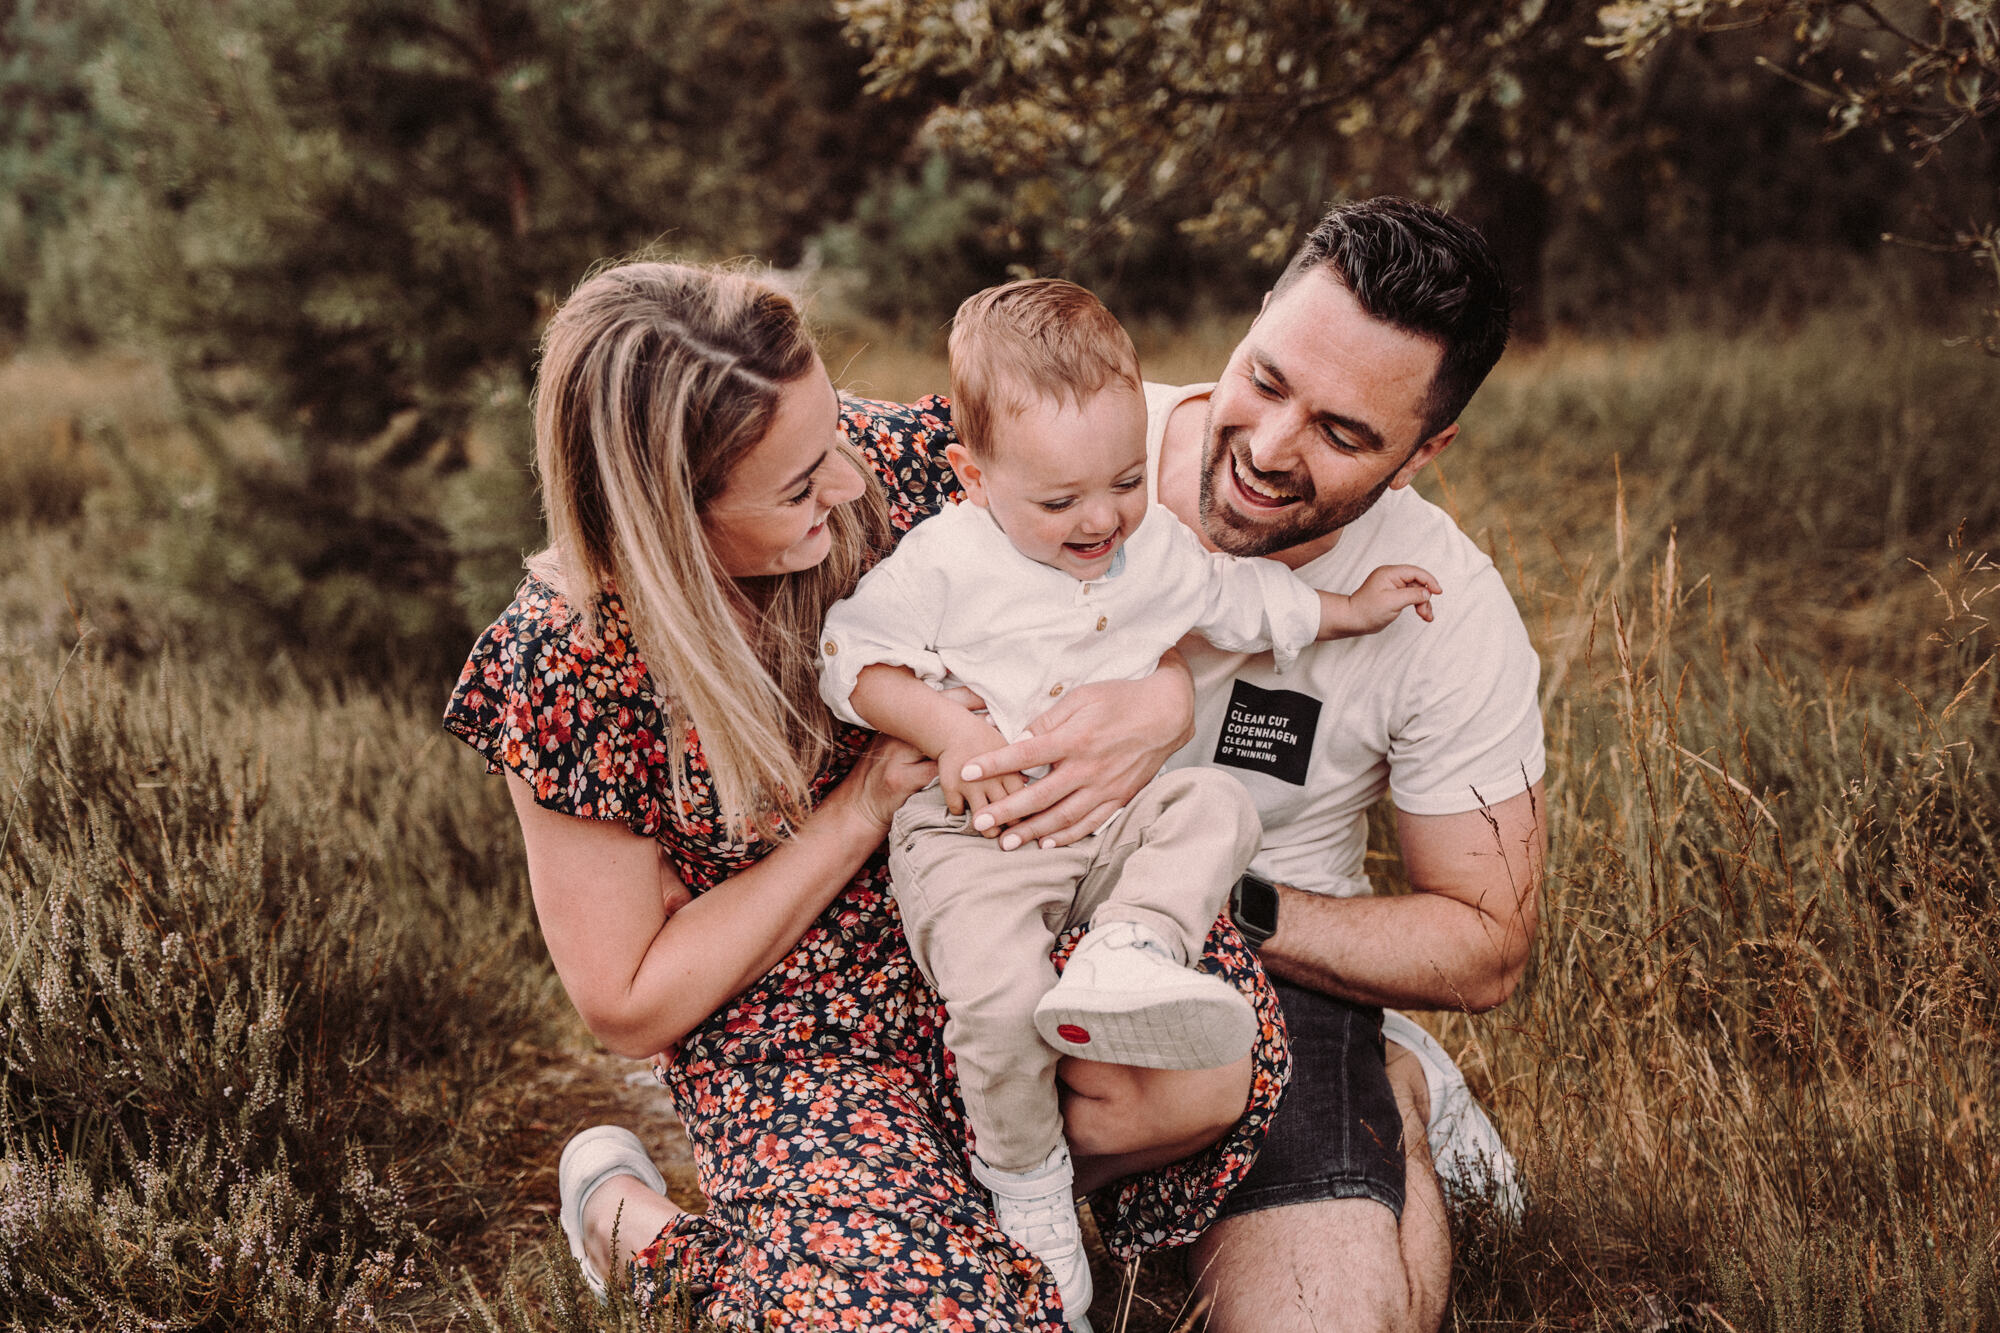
1113, 477, 1143, 492
1038, 499, 1075, 513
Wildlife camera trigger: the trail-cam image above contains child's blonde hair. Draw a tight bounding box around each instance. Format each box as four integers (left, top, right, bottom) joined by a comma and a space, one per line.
527, 260, 891, 838
947, 278, 1142, 458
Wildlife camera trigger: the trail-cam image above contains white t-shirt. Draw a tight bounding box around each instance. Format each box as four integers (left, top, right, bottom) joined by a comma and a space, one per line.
1147, 381, 1546, 899
818, 496, 1324, 746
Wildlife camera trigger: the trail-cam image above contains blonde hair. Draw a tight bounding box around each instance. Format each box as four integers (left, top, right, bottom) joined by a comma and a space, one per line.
947, 278, 1142, 458
528, 260, 891, 838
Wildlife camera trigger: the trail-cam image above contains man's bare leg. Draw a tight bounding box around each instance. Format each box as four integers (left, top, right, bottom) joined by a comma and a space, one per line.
1064, 1055, 1254, 1194
1188, 1038, 1449, 1333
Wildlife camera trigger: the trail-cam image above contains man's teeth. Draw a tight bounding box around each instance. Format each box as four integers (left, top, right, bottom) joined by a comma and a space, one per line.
1234, 455, 1295, 502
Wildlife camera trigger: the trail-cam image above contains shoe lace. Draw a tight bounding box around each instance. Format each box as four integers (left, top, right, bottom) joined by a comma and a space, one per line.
994, 1187, 1079, 1257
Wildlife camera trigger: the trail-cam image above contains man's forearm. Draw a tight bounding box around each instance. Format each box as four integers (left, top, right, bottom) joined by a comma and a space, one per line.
1261, 785, 1546, 1011
1257, 884, 1530, 1012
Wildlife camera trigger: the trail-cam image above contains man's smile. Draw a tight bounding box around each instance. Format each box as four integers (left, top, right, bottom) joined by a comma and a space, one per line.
1227, 442, 1308, 510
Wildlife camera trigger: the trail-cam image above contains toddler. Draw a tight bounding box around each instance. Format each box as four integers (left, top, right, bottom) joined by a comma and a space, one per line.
817, 279, 1438, 1325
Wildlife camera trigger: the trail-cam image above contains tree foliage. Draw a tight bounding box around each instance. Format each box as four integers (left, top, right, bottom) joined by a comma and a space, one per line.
836, 1, 1633, 309
1598, 1, 2000, 347
837, 1, 1996, 335
0, 0, 125, 337
80, 0, 922, 453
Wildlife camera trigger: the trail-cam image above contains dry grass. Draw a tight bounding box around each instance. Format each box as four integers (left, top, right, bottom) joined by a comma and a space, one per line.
2, 306, 1996, 1330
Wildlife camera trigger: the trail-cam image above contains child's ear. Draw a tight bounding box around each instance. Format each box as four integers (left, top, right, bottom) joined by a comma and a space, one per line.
944, 442, 990, 508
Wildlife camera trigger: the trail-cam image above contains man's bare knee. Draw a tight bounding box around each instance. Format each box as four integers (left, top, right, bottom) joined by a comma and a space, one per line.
1190, 1197, 1431, 1333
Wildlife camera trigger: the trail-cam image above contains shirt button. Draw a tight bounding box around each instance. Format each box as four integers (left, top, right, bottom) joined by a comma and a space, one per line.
823, 641, 838, 655
1095, 615, 1107, 632
1049, 684, 1064, 697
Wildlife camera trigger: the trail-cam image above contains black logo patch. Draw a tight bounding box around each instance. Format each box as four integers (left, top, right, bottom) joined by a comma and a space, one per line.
1213, 679, 1321, 786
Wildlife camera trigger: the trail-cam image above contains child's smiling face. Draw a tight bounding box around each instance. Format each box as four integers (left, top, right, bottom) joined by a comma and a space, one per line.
947, 384, 1150, 581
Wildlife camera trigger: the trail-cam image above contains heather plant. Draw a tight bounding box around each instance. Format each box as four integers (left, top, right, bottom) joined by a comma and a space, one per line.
0, 649, 559, 1329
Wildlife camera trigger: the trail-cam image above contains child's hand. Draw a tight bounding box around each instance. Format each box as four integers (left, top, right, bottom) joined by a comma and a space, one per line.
1320, 564, 1442, 638
939, 727, 1026, 836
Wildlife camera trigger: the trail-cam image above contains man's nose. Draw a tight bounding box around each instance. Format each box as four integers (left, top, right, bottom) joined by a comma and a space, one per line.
1244, 414, 1302, 476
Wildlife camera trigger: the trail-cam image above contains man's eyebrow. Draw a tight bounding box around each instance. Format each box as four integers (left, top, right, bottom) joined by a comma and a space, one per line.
1254, 352, 1389, 453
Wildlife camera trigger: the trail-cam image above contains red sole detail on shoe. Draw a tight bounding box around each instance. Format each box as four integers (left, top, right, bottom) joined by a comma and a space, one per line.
1056, 1024, 1091, 1044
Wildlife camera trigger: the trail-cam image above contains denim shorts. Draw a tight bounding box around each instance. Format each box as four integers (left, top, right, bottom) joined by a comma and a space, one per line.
1217, 980, 1406, 1220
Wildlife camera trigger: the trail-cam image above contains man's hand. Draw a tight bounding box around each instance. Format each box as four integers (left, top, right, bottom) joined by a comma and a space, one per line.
961, 653, 1197, 850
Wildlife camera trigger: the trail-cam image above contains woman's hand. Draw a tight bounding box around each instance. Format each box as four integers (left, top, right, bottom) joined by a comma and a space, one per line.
961, 651, 1197, 849
831, 730, 938, 832
512, 720, 938, 1061
658, 846, 695, 918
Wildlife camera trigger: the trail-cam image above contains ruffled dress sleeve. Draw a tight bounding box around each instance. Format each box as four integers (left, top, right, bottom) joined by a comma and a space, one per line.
442, 579, 678, 839
444, 577, 864, 893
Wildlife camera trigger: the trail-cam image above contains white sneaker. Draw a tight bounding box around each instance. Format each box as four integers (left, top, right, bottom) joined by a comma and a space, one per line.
971, 1144, 1094, 1329
1034, 920, 1257, 1069
1380, 1009, 1525, 1221
557, 1125, 669, 1302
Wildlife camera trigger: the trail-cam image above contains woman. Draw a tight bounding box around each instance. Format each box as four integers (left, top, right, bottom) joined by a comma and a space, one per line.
443, 261, 1287, 1330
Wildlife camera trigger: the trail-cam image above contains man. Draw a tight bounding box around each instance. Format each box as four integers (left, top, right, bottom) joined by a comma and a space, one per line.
979, 196, 1545, 1332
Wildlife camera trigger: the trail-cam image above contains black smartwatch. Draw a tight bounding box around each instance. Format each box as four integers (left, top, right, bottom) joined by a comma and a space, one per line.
1228, 872, 1279, 949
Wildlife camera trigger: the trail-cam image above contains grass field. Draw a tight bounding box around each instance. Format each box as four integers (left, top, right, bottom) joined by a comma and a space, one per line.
3, 302, 1996, 1331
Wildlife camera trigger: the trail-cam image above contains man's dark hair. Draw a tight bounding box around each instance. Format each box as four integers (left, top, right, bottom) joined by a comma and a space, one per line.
1273, 197, 1512, 442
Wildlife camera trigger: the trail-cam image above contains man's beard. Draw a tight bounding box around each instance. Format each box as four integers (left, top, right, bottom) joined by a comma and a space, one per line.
1196, 418, 1396, 559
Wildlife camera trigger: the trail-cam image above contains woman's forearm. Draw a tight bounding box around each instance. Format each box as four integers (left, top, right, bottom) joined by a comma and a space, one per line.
512, 741, 930, 1060
610, 791, 888, 1053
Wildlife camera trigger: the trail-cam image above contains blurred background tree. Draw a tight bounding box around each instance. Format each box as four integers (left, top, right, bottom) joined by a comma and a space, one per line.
1598, 0, 1999, 347
3, 0, 928, 679
3, 0, 1993, 684
0, 0, 124, 339
834, 0, 1996, 336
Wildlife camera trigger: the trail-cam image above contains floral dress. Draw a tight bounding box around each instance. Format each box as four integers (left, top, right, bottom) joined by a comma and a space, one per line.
444, 396, 1289, 1331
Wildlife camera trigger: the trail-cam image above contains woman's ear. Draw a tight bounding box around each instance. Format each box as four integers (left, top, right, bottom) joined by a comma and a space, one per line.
944, 442, 990, 508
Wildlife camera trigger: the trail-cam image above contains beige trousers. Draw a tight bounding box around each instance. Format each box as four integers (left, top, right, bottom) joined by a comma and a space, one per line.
888, 766, 1262, 1171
